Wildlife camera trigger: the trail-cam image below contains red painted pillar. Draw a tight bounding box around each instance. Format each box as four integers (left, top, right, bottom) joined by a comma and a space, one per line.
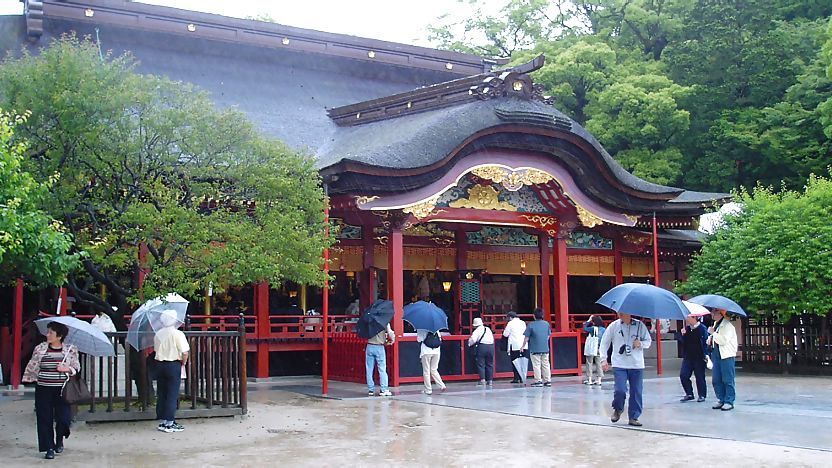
137, 243, 149, 302
322, 202, 330, 396
360, 227, 375, 312
652, 213, 663, 375
454, 230, 467, 332
11, 278, 23, 389
614, 248, 623, 286
539, 233, 552, 323
388, 228, 404, 387
554, 237, 569, 332
254, 282, 270, 378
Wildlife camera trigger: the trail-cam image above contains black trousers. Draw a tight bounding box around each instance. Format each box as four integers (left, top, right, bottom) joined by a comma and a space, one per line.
155, 361, 182, 422
509, 349, 529, 381
35, 384, 71, 452
475, 343, 495, 381
680, 357, 707, 398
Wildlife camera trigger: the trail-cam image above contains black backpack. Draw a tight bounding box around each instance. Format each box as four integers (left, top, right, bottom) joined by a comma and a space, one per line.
423, 331, 442, 349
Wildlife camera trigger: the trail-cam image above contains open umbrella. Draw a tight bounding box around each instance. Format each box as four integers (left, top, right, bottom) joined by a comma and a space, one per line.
35, 316, 115, 357
512, 355, 530, 384
683, 300, 711, 317
596, 283, 688, 320
127, 293, 189, 351
356, 299, 395, 339
687, 294, 747, 317
403, 301, 448, 332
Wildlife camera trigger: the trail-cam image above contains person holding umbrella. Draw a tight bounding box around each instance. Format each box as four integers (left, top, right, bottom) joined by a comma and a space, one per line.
503, 311, 528, 384
599, 312, 651, 427
708, 308, 738, 411
22, 321, 80, 459
357, 300, 396, 397
676, 303, 710, 403
403, 301, 448, 395
153, 309, 190, 433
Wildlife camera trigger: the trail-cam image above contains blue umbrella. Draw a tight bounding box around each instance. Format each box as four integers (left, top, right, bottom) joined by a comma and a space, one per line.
403, 301, 448, 332
356, 300, 395, 339
596, 283, 688, 320
36, 316, 115, 357
687, 294, 747, 317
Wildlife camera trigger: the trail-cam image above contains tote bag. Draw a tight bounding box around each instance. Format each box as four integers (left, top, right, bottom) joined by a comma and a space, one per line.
583, 327, 601, 356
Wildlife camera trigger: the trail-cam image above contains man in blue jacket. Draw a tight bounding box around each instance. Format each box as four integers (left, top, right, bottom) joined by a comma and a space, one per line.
676, 314, 709, 402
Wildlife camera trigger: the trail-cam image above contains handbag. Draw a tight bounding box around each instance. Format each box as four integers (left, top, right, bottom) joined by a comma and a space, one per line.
471, 326, 489, 356
583, 326, 601, 356
706, 355, 714, 370
58, 345, 92, 405
62, 374, 92, 405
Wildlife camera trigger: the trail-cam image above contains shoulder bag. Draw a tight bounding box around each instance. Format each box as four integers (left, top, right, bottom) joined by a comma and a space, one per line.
471, 326, 489, 357
60, 346, 92, 405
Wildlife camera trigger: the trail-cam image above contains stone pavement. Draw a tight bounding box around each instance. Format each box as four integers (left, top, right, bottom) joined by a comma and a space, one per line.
253, 372, 832, 452
1, 372, 830, 467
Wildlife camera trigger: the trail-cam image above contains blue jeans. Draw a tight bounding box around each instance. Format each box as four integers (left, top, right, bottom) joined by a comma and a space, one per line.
366, 344, 388, 392
612, 368, 644, 420
680, 357, 707, 398
711, 346, 736, 404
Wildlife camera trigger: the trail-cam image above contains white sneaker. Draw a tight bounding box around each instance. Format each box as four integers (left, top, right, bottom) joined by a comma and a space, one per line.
368, 391, 375, 396
423, 389, 432, 395
379, 390, 393, 397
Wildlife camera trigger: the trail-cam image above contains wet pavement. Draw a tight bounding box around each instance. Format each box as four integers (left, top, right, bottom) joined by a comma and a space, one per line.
1, 372, 830, 466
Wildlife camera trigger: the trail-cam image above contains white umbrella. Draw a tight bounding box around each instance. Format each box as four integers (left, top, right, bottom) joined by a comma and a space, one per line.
127, 293, 189, 350
36, 316, 115, 357
683, 300, 710, 317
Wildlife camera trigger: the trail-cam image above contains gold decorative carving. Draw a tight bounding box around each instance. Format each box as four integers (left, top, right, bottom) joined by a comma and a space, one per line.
449, 185, 517, 211
471, 166, 553, 191
520, 214, 557, 228
623, 234, 652, 246
355, 195, 380, 207
402, 195, 440, 219
404, 223, 454, 238
623, 214, 639, 225
576, 205, 604, 228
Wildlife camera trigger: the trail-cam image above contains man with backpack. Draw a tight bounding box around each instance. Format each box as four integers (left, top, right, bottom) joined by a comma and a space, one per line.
417, 329, 446, 395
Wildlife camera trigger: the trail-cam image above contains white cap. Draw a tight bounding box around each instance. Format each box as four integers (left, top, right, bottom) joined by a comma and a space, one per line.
472, 317, 484, 327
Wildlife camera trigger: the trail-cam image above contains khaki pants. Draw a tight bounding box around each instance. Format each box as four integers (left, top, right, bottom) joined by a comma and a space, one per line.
586, 355, 604, 383
531, 353, 551, 383
421, 354, 445, 392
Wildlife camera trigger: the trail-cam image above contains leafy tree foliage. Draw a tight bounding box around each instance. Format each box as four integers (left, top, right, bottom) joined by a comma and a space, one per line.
0, 111, 78, 286
429, 1, 832, 191
678, 175, 832, 322
0, 37, 331, 325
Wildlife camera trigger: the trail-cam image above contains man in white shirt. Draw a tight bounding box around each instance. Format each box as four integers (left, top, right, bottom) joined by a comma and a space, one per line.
599, 312, 652, 427
502, 311, 528, 383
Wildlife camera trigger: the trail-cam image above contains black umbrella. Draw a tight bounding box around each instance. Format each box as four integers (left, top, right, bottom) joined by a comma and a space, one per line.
356, 299, 395, 339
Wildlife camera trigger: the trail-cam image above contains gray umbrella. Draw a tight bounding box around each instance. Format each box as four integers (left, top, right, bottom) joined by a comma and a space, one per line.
36, 316, 115, 357
512, 355, 530, 384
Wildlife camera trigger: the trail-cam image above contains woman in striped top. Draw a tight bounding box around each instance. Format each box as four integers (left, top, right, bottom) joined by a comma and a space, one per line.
22, 321, 80, 459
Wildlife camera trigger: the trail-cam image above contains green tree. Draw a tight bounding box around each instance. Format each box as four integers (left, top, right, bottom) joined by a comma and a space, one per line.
678, 174, 832, 322
0, 37, 331, 325
528, 39, 617, 125
0, 110, 78, 286
585, 73, 693, 184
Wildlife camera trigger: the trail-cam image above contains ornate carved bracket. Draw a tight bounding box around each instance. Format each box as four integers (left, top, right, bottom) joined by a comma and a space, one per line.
448, 184, 516, 212
471, 166, 553, 191
23, 1, 44, 42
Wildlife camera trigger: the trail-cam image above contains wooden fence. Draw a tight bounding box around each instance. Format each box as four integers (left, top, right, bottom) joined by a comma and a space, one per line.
74, 319, 247, 422
743, 314, 832, 374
